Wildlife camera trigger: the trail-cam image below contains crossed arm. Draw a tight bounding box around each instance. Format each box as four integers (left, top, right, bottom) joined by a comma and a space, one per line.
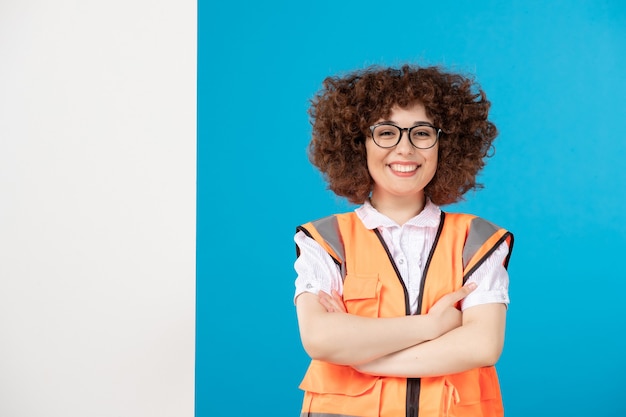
295, 286, 506, 377
352, 302, 506, 377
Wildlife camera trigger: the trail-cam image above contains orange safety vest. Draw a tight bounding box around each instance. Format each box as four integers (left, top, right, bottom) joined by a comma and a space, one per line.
296, 211, 514, 417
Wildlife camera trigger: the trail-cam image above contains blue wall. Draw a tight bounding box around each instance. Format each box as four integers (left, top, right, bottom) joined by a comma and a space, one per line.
198, 1, 626, 415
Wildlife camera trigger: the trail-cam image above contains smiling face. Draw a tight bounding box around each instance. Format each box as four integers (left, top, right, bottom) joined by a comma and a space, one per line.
366, 102, 439, 209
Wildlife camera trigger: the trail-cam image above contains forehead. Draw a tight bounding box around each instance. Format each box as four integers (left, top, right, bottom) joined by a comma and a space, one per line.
377, 102, 432, 123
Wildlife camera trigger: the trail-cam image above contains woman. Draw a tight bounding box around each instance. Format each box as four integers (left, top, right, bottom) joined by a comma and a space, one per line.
294, 64, 513, 417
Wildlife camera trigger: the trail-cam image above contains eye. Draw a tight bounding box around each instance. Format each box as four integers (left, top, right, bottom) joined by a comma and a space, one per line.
411, 126, 436, 139
373, 125, 400, 140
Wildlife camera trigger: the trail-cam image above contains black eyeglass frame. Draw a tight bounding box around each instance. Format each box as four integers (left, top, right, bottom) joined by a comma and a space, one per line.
368, 122, 442, 149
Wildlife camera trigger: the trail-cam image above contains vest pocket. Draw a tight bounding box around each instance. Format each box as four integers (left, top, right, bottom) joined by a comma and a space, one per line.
299, 360, 381, 417
441, 368, 502, 416
343, 274, 381, 317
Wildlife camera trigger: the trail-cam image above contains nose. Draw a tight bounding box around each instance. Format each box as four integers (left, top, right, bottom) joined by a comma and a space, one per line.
394, 129, 414, 154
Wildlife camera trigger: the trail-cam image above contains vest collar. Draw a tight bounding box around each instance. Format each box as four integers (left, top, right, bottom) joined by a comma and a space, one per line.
356, 198, 441, 230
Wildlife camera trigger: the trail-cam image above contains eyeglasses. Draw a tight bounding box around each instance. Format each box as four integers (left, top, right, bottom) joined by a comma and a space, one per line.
369, 122, 441, 149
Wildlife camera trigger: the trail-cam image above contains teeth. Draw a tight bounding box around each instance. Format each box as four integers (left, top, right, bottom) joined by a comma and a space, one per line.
390, 164, 418, 172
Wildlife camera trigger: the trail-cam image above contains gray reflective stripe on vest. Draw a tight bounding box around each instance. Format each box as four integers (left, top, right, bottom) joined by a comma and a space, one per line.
301, 413, 360, 417
311, 215, 346, 279
462, 217, 501, 269
312, 215, 502, 279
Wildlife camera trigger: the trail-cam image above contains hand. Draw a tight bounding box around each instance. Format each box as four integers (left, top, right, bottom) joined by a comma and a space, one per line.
427, 282, 477, 338
318, 289, 347, 313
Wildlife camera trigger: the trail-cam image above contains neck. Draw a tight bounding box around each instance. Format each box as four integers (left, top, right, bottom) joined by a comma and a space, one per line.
369, 193, 426, 225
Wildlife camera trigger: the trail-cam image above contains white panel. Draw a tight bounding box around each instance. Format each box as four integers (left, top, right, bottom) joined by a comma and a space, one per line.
0, 1, 196, 416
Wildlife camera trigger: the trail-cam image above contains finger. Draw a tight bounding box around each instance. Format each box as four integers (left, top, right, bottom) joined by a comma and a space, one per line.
318, 291, 334, 312
319, 298, 334, 312
330, 289, 347, 313
445, 283, 478, 304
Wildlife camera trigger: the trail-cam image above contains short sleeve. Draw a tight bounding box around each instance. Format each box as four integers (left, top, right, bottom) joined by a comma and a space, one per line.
293, 230, 343, 305
461, 240, 511, 310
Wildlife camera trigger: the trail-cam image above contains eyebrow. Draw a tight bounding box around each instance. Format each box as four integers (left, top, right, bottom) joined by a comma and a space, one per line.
377, 120, 435, 126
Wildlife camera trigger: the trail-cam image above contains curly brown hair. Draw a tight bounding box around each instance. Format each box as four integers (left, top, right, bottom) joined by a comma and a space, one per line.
307, 64, 498, 205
